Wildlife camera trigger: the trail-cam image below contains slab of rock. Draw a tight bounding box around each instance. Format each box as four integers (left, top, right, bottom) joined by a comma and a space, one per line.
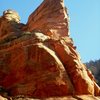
0, 0, 100, 99
26, 0, 69, 39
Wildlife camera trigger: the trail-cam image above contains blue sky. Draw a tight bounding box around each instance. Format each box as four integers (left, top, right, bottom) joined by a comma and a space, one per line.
0, 0, 100, 62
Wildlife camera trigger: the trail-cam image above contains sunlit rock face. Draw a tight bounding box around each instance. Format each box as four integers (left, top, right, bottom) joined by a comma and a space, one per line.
0, 0, 100, 99
26, 0, 70, 39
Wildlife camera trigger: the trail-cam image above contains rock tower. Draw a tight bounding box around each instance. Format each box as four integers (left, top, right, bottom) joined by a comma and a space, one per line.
0, 0, 100, 99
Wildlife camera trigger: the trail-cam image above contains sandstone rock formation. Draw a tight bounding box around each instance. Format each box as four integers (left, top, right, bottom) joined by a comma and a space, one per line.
0, 0, 100, 100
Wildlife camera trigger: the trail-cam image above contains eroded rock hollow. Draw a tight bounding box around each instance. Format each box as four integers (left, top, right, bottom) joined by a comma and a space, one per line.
0, 0, 100, 99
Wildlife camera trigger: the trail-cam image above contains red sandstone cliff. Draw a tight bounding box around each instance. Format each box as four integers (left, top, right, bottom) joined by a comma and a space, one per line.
0, 0, 100, 100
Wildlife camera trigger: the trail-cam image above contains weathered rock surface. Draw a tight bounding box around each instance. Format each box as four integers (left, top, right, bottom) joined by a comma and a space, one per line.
0, 0, 100, 99
12, 95, 100, 100
26, 0, 69, 39
0, 95, 100, 100
0, 95, 7, 100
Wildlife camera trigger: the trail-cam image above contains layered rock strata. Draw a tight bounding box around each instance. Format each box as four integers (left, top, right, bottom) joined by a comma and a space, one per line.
0, 0, 100, 99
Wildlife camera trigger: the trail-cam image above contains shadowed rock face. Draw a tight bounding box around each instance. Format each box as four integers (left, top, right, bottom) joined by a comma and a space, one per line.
0, 0, 100, 99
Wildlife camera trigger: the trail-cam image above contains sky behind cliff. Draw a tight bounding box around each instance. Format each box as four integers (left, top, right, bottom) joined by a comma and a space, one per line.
0, 0, 100, 62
